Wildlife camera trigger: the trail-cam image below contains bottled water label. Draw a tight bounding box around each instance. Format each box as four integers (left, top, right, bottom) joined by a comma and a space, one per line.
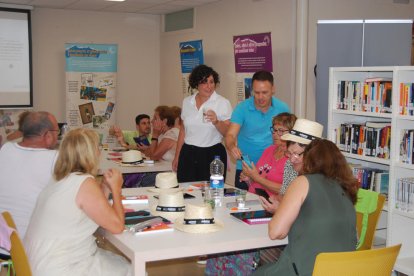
210, 175, 224, 189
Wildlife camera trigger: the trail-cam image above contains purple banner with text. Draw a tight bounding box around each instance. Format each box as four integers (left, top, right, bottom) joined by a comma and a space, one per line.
233, 32, 273, 73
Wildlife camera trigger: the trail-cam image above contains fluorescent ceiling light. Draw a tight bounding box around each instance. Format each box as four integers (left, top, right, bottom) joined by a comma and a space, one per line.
105, 0, 125, 2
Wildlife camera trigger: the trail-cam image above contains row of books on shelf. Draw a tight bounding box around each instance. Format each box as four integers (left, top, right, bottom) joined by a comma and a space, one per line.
336, 122, 391, 159
395, 177, 414, 213
400, 129, 414, 165
349, 164, 389, 197
336, 78, 392, 113
399, 82, 414, 116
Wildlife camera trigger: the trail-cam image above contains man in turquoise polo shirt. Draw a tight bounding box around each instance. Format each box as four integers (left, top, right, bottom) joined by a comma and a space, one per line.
225, 70, 290, 190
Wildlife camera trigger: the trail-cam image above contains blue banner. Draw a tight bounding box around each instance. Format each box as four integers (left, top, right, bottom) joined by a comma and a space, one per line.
179, 40, 204, 73
65, 44, 118, 72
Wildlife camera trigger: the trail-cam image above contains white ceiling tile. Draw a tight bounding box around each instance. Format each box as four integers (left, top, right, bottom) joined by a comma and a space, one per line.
0, 0, 32, 5
0, 0, 224, 14
65, 0, 117, 11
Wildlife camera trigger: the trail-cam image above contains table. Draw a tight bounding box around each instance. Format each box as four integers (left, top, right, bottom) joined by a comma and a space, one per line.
101, 184, 288, 276
99, 149, 172, 174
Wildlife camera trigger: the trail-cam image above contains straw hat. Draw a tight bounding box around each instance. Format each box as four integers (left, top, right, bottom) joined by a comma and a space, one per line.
281, 118, 323, 145
174, 203, 223, 234
122, 150, 143, 164
148, 172, 183, 193
150, 192, 186, 221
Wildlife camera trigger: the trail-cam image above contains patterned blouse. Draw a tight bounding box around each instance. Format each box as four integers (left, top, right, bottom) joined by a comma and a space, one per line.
280, 160, 299, 195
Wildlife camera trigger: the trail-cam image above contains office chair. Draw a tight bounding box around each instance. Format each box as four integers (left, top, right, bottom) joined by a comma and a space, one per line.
355, 189, 386, 250
312, 244, 401, 276
1, 212, 32, 276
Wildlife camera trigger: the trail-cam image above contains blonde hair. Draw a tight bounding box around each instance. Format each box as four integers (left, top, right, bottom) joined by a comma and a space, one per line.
54, 128, 100, 181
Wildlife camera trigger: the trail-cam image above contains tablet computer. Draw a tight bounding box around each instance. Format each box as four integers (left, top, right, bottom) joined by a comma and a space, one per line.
133, 136, 150, 146
230, 210, 273, 225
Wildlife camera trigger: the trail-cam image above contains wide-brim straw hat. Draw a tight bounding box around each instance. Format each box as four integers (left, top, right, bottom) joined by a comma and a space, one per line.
174, 203, 223, 234
148, 172, 183, 194
281, 118, 323, 145
122, 150, 143, 163
150, 192, 186, 222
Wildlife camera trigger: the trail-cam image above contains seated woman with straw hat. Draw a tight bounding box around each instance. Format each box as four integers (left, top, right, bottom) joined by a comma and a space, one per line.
259, 118, 324, 212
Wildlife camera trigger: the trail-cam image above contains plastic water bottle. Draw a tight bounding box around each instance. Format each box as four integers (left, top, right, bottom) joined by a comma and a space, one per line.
210, 156, 225, 207
60, 124, 69, 138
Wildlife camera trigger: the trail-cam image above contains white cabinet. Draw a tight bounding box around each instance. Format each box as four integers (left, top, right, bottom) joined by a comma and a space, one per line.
328, 66, 414, 275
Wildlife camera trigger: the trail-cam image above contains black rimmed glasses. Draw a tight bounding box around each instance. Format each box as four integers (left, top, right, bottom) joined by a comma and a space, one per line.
270, 127, 289, 135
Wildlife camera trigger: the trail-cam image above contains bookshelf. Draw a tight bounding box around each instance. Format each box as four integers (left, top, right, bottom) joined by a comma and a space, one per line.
328, 66, 414, 275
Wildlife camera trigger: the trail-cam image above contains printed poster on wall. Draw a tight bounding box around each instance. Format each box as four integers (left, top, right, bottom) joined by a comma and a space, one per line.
233, 32, 273, 102
0, 109, 28, 148
65, 43, 118, 147
179, 40, 204, 97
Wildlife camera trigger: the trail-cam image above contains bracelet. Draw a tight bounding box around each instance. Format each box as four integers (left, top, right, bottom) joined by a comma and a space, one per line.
151, 137, 158, 141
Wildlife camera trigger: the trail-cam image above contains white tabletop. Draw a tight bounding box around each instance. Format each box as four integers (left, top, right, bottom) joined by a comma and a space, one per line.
101, 184, 288, 276
99, 149, 172, 174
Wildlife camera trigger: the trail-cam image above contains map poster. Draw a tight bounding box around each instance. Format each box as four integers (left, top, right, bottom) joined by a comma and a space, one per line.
65, 43, 118, 147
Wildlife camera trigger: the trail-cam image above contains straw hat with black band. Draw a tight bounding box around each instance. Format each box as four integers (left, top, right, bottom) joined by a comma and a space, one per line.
280, 118, 323, 145
148, 172, 183, 194
174, 203, 223, 233
150, 192, 186, 221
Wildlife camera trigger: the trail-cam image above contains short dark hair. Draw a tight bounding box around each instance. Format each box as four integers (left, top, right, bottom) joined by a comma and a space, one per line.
252, 70, 274, 86
21, 111, 54, 137
135, 114, 150, 125
188, 64, 220, 89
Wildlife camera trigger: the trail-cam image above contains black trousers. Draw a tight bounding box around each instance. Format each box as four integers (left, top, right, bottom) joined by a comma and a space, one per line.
177, 143, 227, 183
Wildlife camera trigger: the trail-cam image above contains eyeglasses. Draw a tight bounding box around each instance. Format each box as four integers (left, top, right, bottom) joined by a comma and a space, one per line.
48, 129, 61, 135
285, 150, 304, 160
270, 127, 289, 135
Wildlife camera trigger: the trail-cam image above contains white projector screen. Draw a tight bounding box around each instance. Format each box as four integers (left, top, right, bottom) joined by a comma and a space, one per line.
0, 8, 32, 108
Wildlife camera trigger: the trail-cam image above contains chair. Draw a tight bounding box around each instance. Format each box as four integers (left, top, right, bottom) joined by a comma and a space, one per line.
312, 244, 401, 276
0, 212, 32, 276
355, 189, 386, 250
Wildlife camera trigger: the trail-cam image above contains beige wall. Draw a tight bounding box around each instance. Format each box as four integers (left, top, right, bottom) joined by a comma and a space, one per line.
31, 8, 161, 129
27, 1, 414, 126
160, 0, 296, 110
159, 0, 296, 185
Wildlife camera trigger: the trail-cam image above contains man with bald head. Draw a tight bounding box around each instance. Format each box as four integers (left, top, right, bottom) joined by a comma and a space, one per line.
0, 111, 59, 237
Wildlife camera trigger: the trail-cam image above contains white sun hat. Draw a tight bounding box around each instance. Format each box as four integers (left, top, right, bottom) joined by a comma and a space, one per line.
281, 118, 323, 145
150, 192, 186, 222
147, 172, 183, 194
174, 203, 223, 234
121, 150, 143, 164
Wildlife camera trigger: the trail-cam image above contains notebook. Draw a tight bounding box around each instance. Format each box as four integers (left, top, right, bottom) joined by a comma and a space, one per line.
230, 210, 273, 225
121, 195, 149, 204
